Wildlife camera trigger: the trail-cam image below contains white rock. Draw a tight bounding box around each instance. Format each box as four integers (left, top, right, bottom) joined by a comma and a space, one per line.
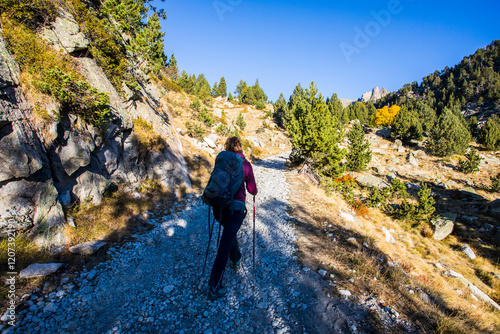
20, 263, 63, 278
69, 241, 107, 255
461, 245, 476, 260
381, 226, 395, 244
203, 137, 216, 148
318, 269, 327, 277
338, 289, 351, 298
67, 217, 76, 227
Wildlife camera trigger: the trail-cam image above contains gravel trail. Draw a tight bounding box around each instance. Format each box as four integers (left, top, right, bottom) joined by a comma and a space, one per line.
8, 153, 369, 334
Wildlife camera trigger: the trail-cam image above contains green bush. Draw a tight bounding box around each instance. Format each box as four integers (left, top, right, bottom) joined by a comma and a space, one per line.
366, 188, 389, 208
491, 173, 500, 192
388, 178, 408, 199
255, 100, 266, 110
236, 112, 247, 130
458, 147, 482, 174
190, 98, 201, 111
0, 0, 57, 28
414, 183, 436, 221
197, 108, 214, 127
216, 124, 230, 137
185, 121, 205, 140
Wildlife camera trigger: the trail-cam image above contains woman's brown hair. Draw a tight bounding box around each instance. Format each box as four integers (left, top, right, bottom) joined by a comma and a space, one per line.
225, 136, 243, 153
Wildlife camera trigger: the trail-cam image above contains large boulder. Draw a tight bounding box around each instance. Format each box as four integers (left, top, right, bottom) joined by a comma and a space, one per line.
95, 135, 122, 176
40, 11, 89, 53
0, 34, 20, 88
432, 213, 457, 241
73, 171, 112, 206
0, 122, 44, 182
55, 131, 94, 177
73, 56, 133, 129
0, 178, 65, 238
20, 263, 63, 278
356, 174, 390, 190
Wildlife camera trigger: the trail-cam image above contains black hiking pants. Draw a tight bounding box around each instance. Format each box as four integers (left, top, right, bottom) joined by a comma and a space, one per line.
208, 207, 246, 290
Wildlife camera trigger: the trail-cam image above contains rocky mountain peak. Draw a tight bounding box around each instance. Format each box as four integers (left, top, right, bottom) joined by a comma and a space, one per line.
341, 86, 389, 108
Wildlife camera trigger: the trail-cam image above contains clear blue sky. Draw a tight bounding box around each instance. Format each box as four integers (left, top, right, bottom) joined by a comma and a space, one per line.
158, 0, 500, 102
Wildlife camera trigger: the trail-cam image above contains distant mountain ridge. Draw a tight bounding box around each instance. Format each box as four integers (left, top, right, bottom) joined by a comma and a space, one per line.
341, 86, 389, 108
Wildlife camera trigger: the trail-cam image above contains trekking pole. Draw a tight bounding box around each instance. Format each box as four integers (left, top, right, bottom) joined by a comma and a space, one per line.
252, 195, 256, 289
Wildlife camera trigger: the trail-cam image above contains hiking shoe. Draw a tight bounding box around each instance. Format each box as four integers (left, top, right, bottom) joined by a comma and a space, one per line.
207, 286, 227, 301
231, 257, 242, 271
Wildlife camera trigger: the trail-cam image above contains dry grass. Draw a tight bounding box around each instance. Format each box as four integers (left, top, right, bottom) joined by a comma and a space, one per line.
286, 167, 500, 333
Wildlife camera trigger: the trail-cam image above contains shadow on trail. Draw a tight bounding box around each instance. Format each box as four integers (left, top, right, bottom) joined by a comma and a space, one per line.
253, 154, 290, 171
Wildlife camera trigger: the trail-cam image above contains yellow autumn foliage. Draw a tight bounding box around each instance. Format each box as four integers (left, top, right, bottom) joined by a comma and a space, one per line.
372, 105, 401, 126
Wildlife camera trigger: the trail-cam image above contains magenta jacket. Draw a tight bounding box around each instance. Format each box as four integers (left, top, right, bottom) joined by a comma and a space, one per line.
235, 152, 258, 203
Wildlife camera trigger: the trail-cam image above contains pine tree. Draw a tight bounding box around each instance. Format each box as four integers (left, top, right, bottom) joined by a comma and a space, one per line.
130, 13, 167, 73
458, 147, 482, 174
212, 81, 218, 97
478, 116, 500, 150
415, 183, 436, 221
227, 92, 234, 102
429, 108, 471, 156
273, 93, 288, 128
235, 113, 246, 130
326, 93, 344, 123
166, 52, 178, 80
235, 80, 247, 97
217, 76, 227, 97
102, 0, 147, 34
468, 116, 479, 138
194, 74, 211, 101
346, 122, 372, 171
287, 82, 345, 177
391, 105, 423, 143
345, 102, 368, 124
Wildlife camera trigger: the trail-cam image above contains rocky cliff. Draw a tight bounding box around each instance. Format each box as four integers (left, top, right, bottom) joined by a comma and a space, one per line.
0, 11, 191, 249
341, 86, 389, 108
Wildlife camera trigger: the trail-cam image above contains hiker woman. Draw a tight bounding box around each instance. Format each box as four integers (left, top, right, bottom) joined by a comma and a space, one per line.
208, 136, 258, 300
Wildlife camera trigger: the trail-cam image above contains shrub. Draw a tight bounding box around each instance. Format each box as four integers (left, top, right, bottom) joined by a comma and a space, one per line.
197, 108, 214, 127
185, 121, 205, 140
216, 124, 230, 137
414, 183, 436, 221
190, 98, 201, 111
255, 100, 266, 110
0, 0, 57, 28
162, 76, 182, 92
458, 147, 482, 174
389, 178, 408, 199
491, 173, 500, 192
367, 188, 390, 208
387, 192, 416, 221
236, 112, 247, 130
